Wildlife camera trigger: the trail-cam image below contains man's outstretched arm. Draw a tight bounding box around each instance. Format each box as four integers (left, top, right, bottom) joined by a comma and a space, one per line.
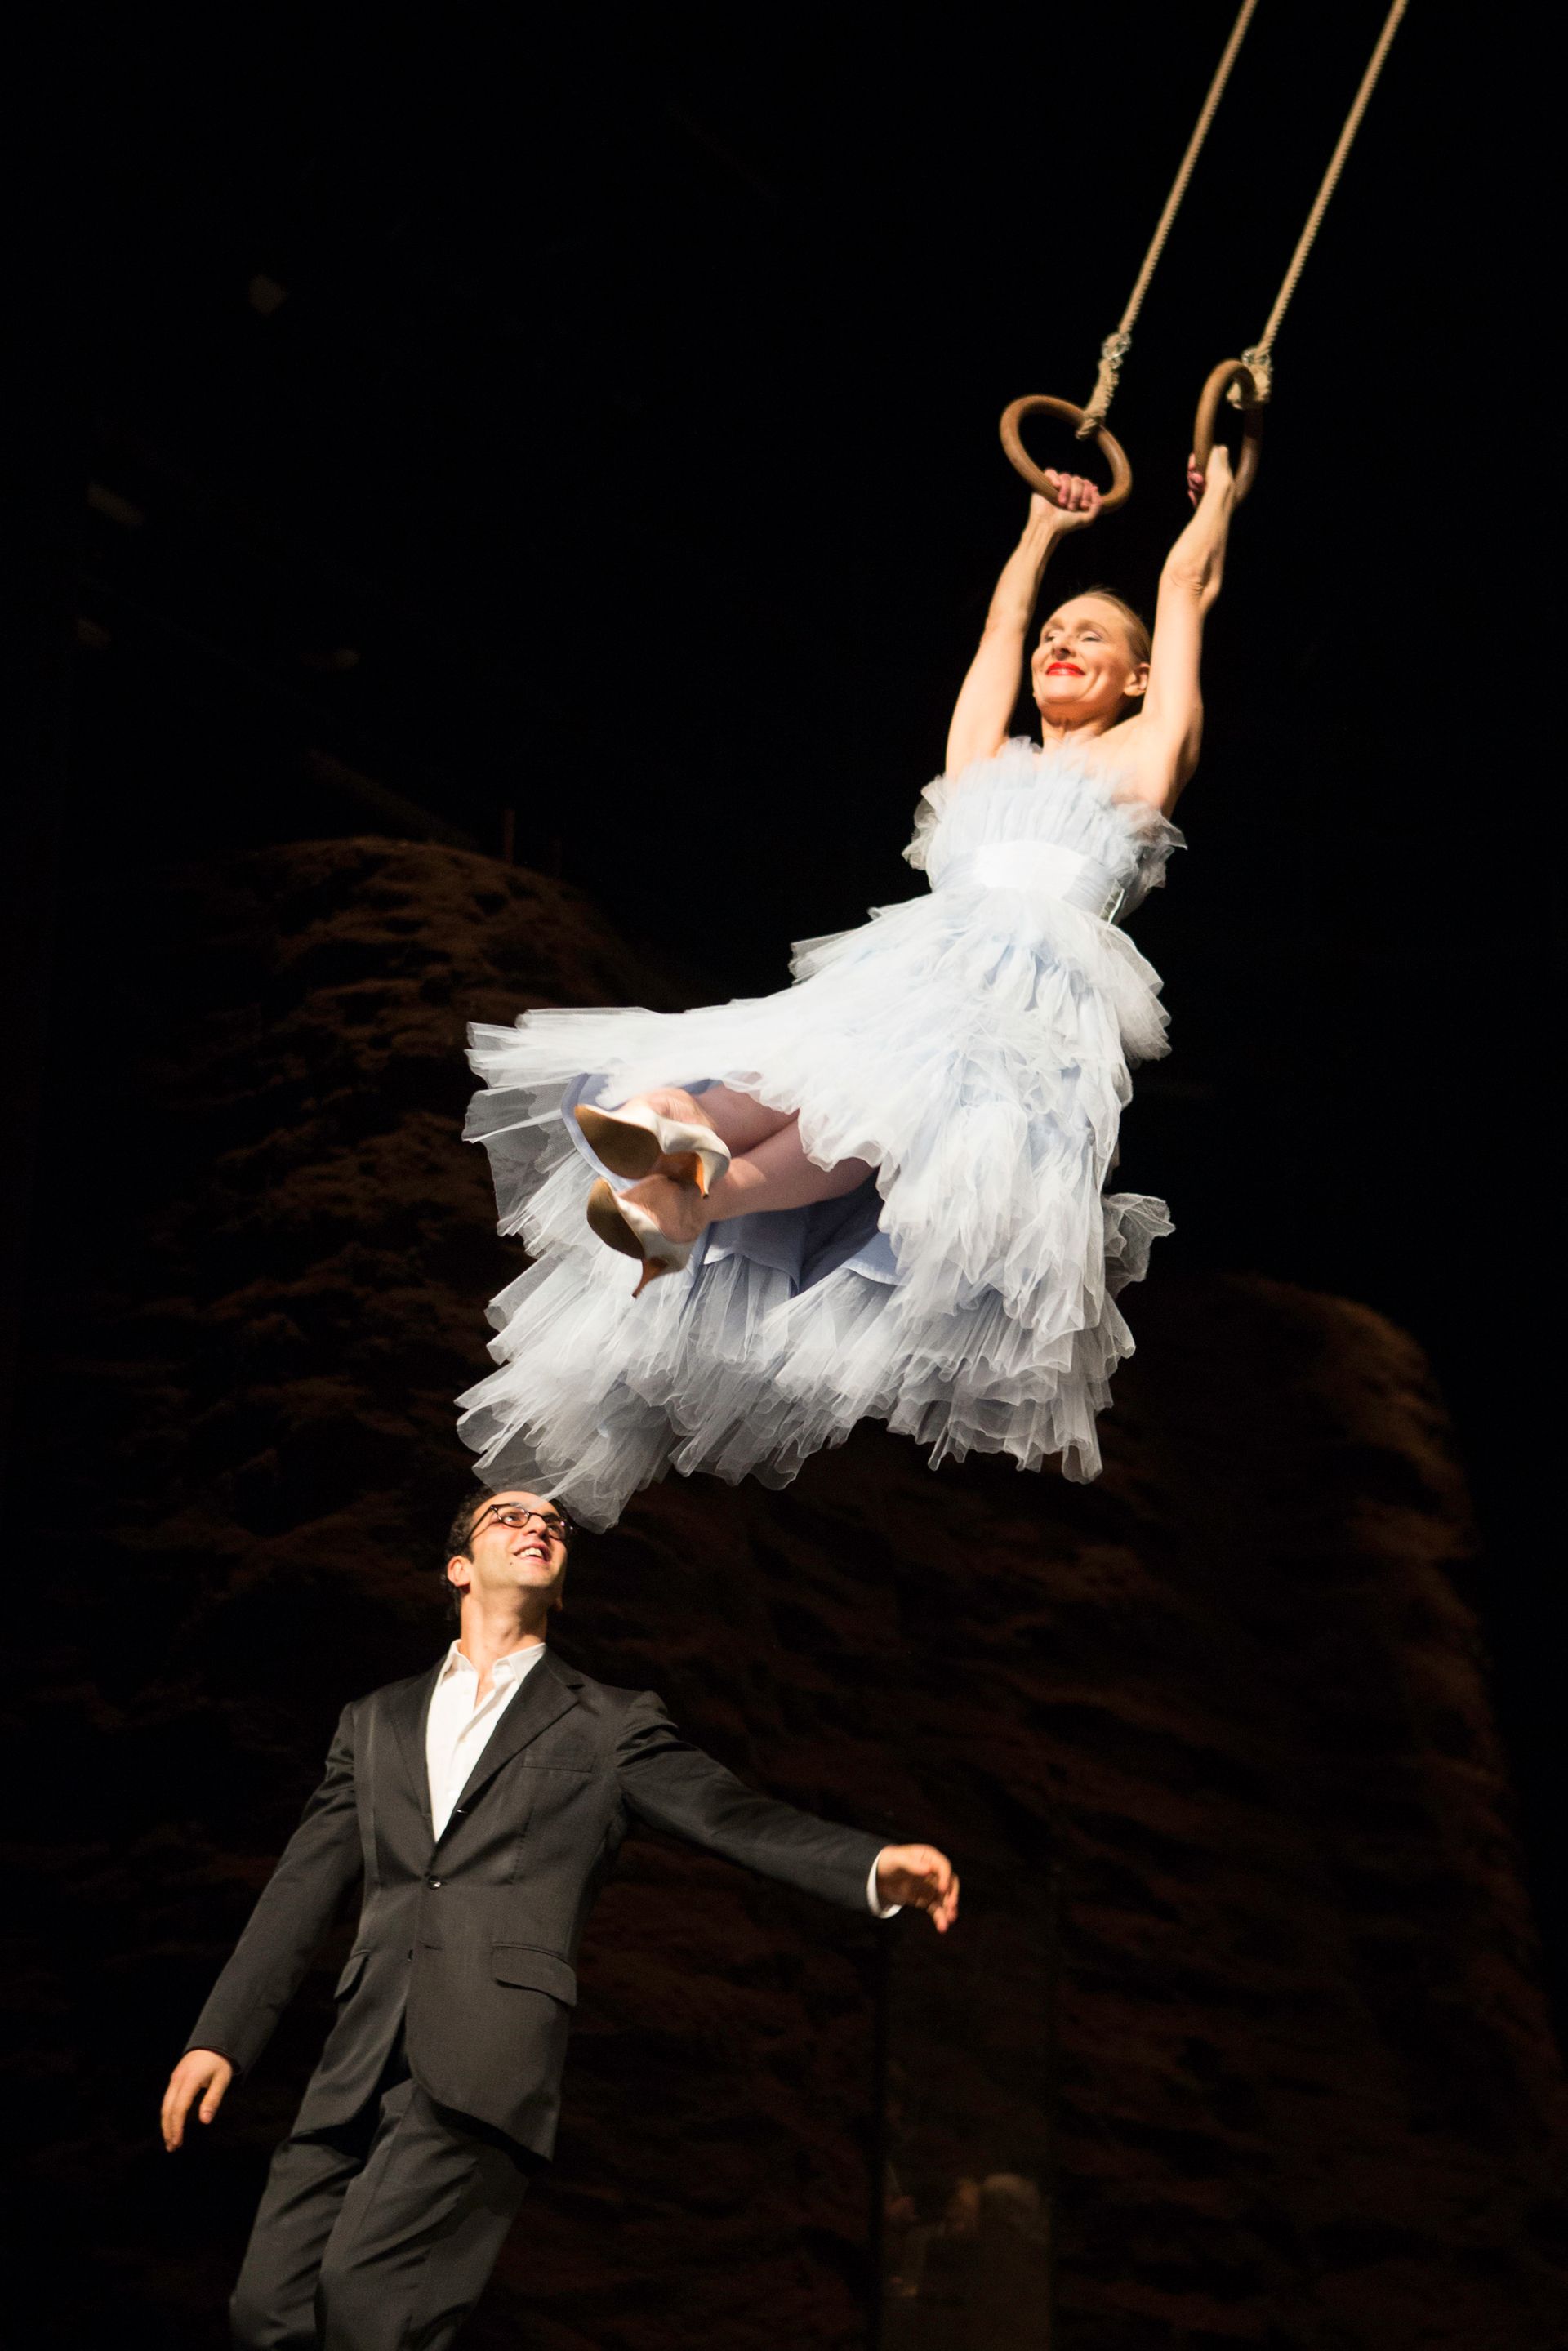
615, 1693, 959, 1930
162, 1700, 363, 2149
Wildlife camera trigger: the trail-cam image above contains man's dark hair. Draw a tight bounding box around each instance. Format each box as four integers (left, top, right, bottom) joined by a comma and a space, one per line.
440, 1488, 495, 1617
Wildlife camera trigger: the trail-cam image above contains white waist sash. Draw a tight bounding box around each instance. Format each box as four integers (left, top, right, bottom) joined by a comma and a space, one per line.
937, 839, 1125, 923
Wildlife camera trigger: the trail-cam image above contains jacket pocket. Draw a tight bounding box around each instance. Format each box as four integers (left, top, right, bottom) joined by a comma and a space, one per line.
333, 1952, 368, 2000
491, 1945, 577, 2006
523, 1741, 595, 1773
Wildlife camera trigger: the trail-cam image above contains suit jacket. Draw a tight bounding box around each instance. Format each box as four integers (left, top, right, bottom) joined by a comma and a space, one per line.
185, 1647, 886, 2155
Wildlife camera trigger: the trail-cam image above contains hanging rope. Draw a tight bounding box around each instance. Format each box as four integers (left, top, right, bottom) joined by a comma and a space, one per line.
1007, 0, 1408, 509
1003, 0, 1259, 505
1227, 0, 1409, 412
1075, 0, 1260, 437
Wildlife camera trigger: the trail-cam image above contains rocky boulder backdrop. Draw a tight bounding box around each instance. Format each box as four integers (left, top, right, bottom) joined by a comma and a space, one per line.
4, 839, 1564, 2349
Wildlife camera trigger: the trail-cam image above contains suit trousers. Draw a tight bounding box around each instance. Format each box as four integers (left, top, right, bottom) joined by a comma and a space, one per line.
229, 2053, 534, 2350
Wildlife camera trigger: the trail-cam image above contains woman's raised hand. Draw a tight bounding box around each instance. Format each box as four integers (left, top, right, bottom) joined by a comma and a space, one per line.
1187, 443, 1234, 507
1031, 472, 1102, 533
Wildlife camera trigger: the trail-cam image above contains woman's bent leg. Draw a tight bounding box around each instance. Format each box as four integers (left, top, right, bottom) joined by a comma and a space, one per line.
706, 1117, 872, 1219
621, 1112, 873, 1237
621, 1083, 796, 1155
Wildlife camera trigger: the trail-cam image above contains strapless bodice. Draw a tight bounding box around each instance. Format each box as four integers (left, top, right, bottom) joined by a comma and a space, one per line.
905, 740, 1182, 923
937, 838, 1127, 921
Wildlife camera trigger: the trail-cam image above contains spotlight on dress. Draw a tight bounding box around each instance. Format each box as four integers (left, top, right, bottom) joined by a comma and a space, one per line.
459, 746, 1180, 1529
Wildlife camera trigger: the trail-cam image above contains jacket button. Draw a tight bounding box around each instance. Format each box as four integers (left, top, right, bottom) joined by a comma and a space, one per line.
426, 1876, 443, 1890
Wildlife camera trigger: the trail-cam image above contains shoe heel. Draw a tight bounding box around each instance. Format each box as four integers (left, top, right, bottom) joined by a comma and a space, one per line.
575, 1103, 730, 1194
575, 1106, 662, 1181
585, 1179, 694, 1293
586, 1178, 646, 1262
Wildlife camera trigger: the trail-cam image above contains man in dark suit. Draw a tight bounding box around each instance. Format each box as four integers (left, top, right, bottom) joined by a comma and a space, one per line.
162, 1486, 959, 2349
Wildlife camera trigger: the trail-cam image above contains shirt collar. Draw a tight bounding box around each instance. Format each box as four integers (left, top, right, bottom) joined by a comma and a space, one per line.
439, 1639, 546, 1683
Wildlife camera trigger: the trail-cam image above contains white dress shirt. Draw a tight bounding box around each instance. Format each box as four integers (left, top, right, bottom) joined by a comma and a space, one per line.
426, 1639, 550, 1837
425, 1640, 898, 1914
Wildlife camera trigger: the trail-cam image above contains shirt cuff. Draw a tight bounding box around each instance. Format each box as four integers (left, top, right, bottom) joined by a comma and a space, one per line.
867, 1850, 902, 1920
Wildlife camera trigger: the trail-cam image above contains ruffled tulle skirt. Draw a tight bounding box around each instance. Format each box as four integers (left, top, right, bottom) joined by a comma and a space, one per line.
458, 874, 1174, 1528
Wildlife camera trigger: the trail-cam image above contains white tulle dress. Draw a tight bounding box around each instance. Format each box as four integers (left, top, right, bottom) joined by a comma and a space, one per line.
458, 741, 1183, 1528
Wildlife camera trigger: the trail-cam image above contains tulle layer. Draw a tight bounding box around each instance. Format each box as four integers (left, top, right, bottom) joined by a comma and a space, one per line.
457, 1183, 1171, 1528
457, 750, 1180, 1527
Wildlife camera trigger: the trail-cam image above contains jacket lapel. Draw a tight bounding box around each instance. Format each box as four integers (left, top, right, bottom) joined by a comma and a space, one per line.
448, 1649, 584, 1823
385, 1661, 442, 1838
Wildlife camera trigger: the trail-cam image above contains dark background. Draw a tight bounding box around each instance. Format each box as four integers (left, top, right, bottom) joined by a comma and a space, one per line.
5, 0, 1557, 2180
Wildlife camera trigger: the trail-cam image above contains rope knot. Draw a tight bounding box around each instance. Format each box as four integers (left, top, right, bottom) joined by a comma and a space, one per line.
1229, 345, 1273, 408
1077, 332, 1133, 436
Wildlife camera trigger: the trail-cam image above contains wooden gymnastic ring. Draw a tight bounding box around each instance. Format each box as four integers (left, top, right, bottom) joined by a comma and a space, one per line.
1192, 359, 1264, 501
999, 394, 1133, 514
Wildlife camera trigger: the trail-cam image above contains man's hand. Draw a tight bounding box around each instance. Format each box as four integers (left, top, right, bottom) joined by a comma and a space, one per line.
875, 1843, 960, 1932
161, 2050, 234, 2151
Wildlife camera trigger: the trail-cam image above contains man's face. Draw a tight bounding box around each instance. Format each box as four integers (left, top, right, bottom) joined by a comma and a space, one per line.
448, 1490, 570, 1616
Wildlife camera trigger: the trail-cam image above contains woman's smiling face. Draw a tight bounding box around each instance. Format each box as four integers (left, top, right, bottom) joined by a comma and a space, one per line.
1030, 594, 1147, 728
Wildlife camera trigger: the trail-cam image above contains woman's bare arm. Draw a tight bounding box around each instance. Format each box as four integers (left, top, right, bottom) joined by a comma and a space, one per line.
1129, 444, 1237, 806
945, 476, 1100, 774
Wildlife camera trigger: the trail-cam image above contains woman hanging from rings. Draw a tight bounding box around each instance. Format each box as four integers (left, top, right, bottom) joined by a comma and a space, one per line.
459, 443, 1238, 1528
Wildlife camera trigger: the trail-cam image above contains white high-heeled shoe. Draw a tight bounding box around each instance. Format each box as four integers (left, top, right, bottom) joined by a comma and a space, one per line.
586, 1180, 695, 1297
575, 1102, 731, 1195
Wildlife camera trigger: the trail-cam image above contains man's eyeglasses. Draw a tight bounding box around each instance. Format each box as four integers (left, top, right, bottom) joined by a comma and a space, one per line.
469, 1503, 575, 1546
